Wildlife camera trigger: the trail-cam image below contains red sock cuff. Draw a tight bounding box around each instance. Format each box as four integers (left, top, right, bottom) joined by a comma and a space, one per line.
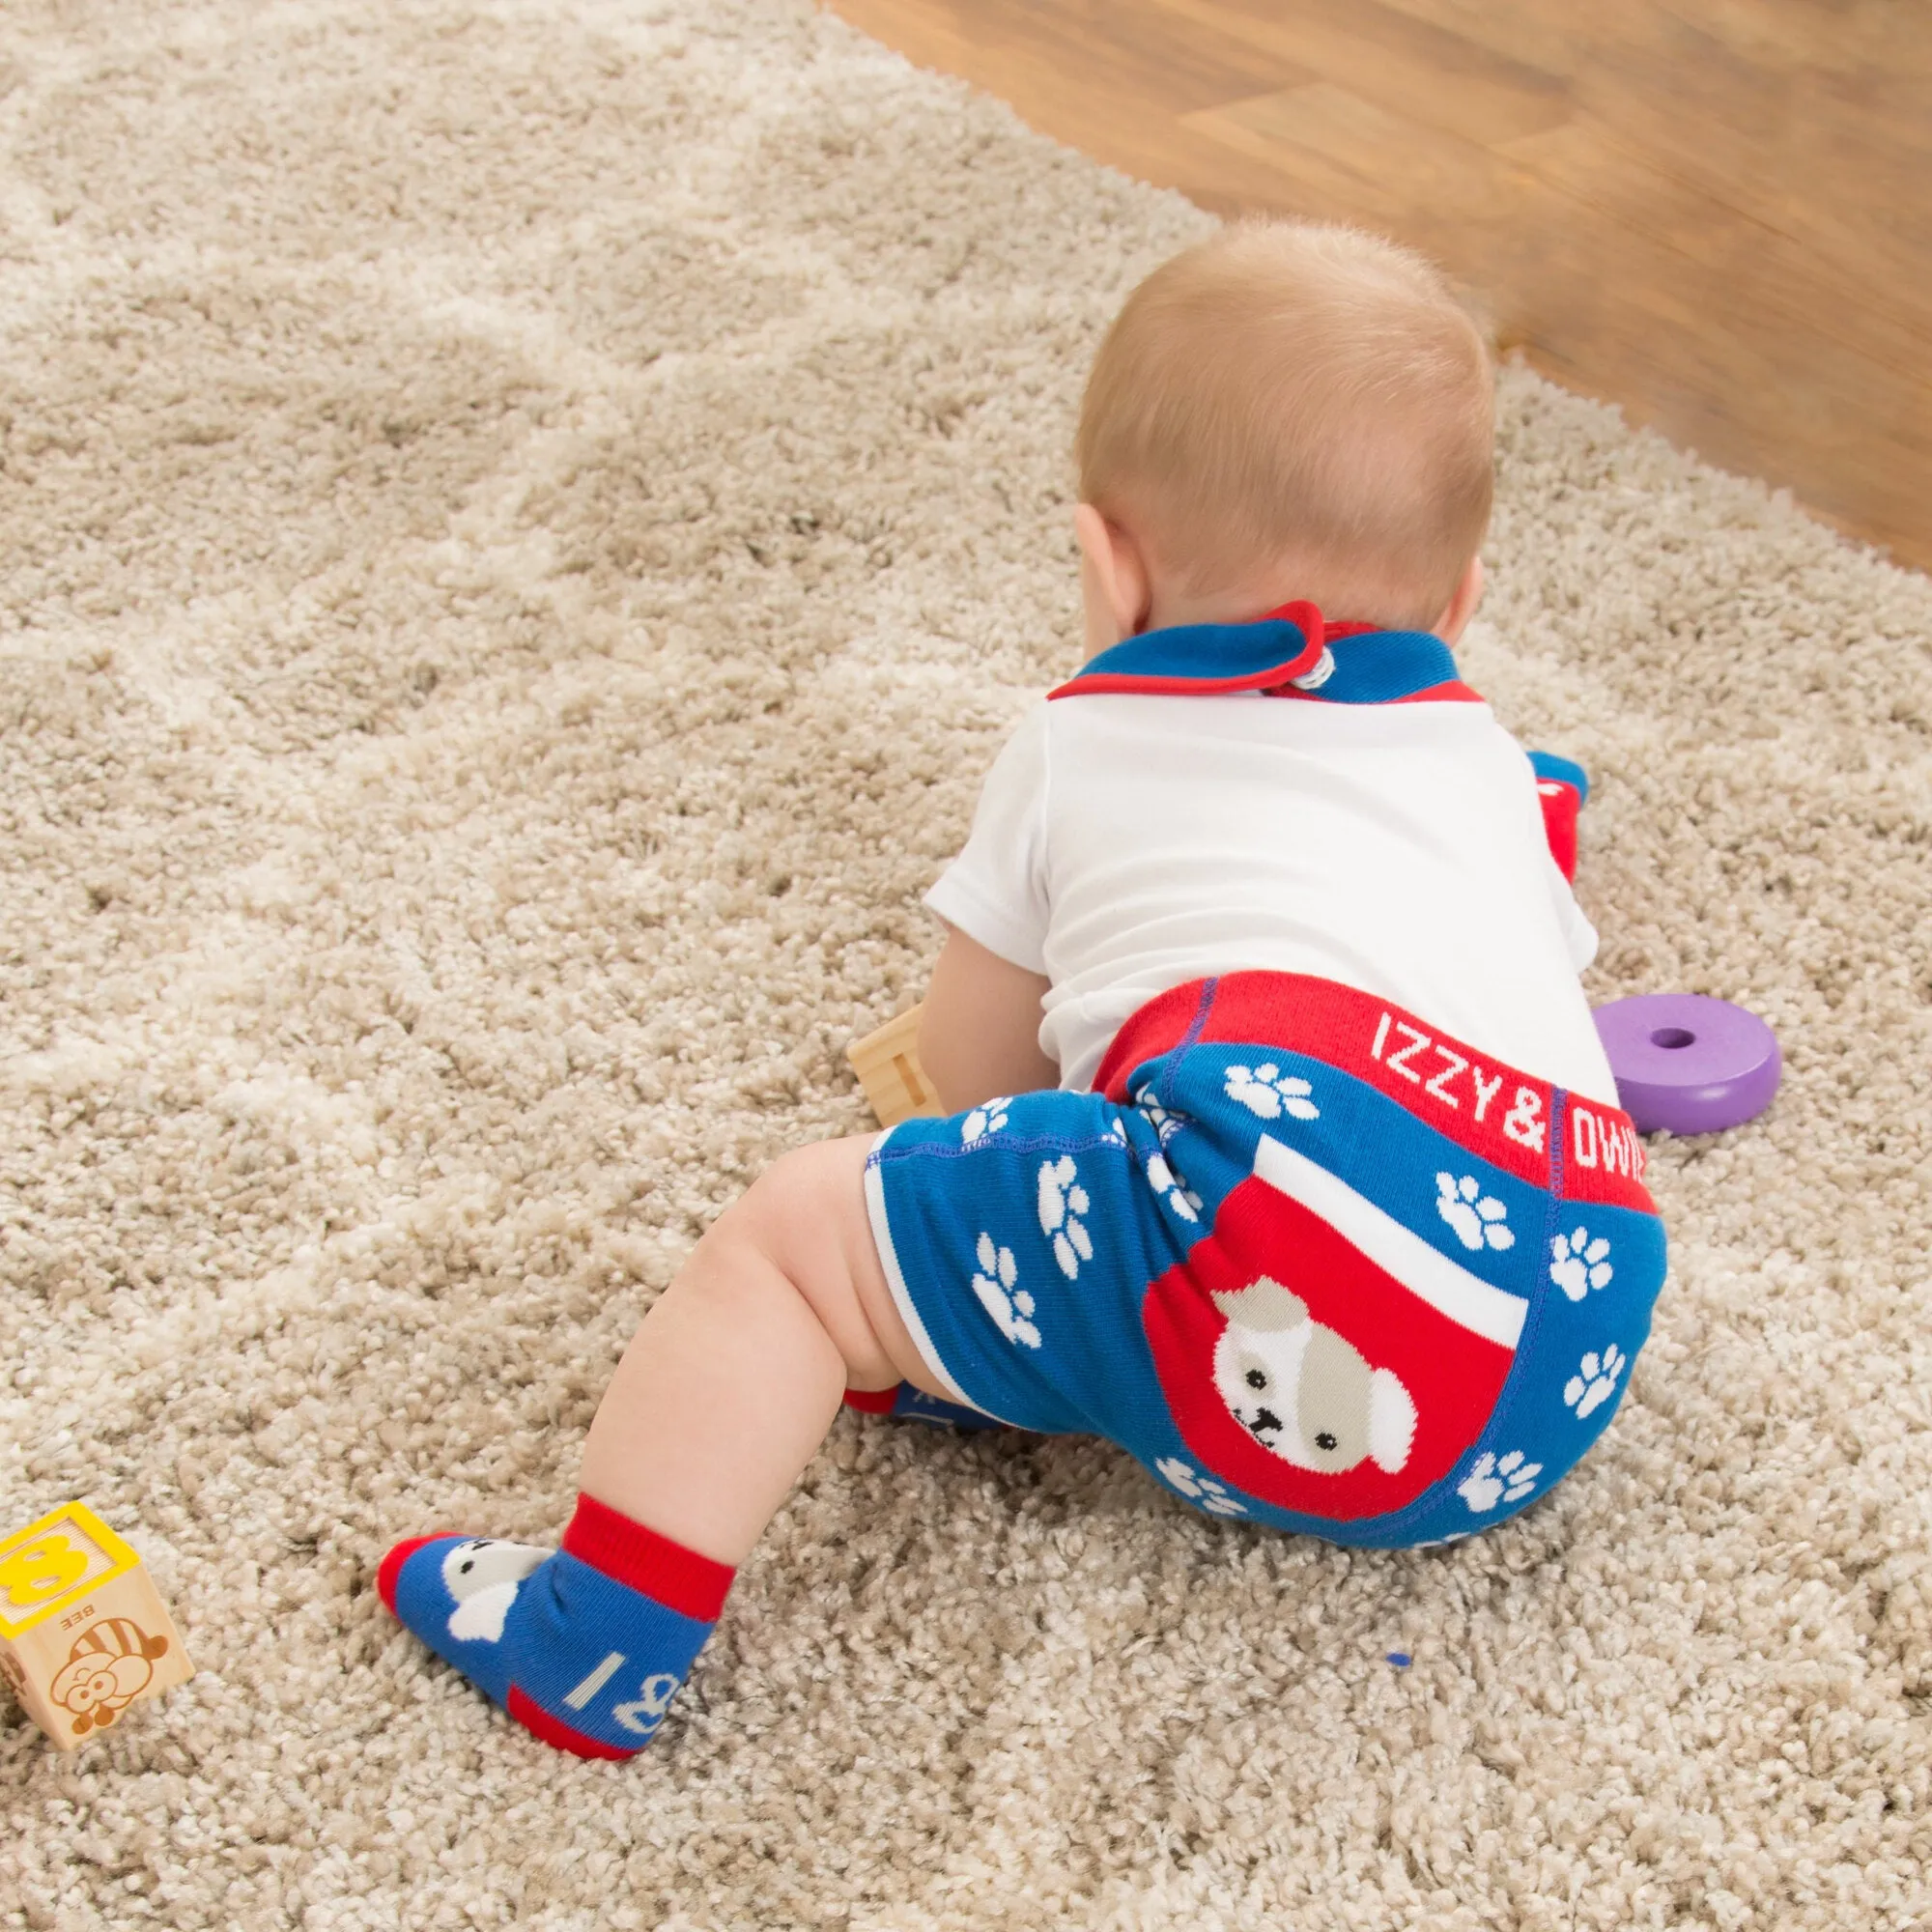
842, 1384, 899, 1414
561, 1494, 735, 1622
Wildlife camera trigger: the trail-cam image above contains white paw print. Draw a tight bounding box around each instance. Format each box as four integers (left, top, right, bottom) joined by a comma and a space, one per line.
1223, 1063, 1321, 1122
970, 1233, 1039, 1349
961, 1097, 1011, 1146
1435, 1173, 1516, 1252
1458, 1450, 1541, 1513
1145, 1152, 1202, 1223
1133, 1085, 1185, 1147
1548, 1227, 1613, 1300
1037, 1155, 1094, 1279
1154, 1456, 1246, 1517
1563, 1344, 1626, 1419
1102, 1116, 1127, 1145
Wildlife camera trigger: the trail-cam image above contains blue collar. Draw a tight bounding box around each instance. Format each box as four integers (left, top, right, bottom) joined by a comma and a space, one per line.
1048, 601, 1478, 707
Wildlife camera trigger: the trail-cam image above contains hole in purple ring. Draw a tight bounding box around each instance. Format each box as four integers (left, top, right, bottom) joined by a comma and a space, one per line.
1651, 1027, 1694, 1049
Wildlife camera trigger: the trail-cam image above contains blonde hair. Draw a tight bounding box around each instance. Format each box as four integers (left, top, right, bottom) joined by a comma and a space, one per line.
1076, 221, 1493, 628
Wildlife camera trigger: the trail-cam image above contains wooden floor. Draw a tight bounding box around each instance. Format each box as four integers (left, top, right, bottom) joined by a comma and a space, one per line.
827, 0, 1932, 572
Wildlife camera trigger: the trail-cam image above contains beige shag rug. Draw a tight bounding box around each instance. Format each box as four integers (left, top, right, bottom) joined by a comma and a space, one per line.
4, 1, 1931, 1925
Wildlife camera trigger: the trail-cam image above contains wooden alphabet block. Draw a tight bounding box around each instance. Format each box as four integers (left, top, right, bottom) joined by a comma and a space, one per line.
846, 1002, 944, 1127
0, 1501, 193, 1750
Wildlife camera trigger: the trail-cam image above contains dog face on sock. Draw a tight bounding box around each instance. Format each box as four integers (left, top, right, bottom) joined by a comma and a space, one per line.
440, 1538, 549, 1643
1210, 1277, 1416, 1474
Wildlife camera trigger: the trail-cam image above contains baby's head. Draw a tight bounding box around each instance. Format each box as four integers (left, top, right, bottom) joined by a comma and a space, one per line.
1074, 220, 1493, 651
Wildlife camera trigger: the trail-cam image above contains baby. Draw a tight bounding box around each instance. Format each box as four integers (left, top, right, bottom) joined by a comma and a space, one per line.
379, 220, 1667, 1758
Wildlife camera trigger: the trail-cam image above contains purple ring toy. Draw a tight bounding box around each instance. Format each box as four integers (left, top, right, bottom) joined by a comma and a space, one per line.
1592, 994, 1781, 1136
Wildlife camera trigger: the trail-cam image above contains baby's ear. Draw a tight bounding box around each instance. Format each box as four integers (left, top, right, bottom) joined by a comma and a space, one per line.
1432, 553, 1485, 644
1212, 1276, 1307, 1332
1073, 504, 1151, 656
1368, 1370, 1417, 1472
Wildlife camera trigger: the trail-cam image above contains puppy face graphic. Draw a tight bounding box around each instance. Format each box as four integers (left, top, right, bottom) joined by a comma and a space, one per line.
1210, 1277, 1416, 1475
440, 1537, 549, 1644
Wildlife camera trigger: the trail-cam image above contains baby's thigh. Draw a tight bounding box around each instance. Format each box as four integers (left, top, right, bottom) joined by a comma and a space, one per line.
727, 1134, 950, 1400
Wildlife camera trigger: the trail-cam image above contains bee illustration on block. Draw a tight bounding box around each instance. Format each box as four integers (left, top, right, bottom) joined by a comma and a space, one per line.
48, 1618, 172, 1736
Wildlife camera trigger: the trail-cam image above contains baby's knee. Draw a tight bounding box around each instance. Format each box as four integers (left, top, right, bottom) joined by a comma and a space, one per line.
736, 1139, 858, 1237
726, 1137, 895, 1375
701, 1137, 876, 1298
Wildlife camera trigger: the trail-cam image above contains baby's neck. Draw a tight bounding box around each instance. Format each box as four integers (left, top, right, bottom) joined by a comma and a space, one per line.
1143, 585, 1389, 635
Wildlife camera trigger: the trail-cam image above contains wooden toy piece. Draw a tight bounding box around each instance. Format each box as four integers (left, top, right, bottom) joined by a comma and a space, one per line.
0, 1501, 193, 1750
846, 1002, 945, 1128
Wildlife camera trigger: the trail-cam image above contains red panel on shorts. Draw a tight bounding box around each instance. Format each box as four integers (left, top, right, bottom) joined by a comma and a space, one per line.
1143, 1174, 1517, 1521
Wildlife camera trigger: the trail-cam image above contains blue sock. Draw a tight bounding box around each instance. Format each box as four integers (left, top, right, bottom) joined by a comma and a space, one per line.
844, 1383, 1007, 1431
379, 1496, 733, 1758
1528, 749, 1589, 881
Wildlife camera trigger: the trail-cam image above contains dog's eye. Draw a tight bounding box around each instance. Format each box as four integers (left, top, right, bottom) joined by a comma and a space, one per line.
1245, 1369, 1267, 1390
1315, 1432, 1338, 1451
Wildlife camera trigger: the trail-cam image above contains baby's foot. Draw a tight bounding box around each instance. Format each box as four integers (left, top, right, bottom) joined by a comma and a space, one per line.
843, 1383, 1007, 1430
379, 1498, 732, 1758
1528, 750, 1588, 881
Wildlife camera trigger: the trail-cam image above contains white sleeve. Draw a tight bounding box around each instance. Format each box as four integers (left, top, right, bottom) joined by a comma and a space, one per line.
923, 701, 1051, 974
1548, 858, 1600, 973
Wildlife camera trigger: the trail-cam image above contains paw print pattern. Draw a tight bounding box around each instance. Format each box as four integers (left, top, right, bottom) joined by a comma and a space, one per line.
1133, 1085, 1186, 1148
1435, 1173, 1516, 1252
1223, 1063, 1321, 1122
1548, 1227, 1613, 1300
1154, 1456, 1246, 1517
1458, 1450, 1541, 1513
1037, 1156, 1094, 1279
1563, 1344, 1626, 1419
970, 1234, 1038, 1349
960, 1098, 1011, 1146
1145, 1152, 1202, 1223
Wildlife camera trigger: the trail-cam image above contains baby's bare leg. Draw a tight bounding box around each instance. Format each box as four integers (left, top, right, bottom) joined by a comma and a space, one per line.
581, 1134, 945, 1564
380, 1134, 946, 1757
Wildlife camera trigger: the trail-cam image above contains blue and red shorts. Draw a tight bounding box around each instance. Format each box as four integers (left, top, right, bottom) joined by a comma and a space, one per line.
863, 972, 1666, 1548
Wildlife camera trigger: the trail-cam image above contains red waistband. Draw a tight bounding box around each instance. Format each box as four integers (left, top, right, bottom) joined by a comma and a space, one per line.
1094, 972, 1653, 1213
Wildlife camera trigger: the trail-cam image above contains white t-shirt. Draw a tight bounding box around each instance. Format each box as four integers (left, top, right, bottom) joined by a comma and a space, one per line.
924, 690, 1620, 1106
